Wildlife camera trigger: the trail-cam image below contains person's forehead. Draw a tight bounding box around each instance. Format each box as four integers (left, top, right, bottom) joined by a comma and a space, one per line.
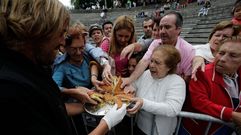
160, 14, 176, 25
70, 38, 85, 47
116, 29, 131, 34
152, 50, 165, 59
92, 29, 102, 32
214, 28, 233, 35
220, 41, 241, 52
104, 23, 113, 28
143, 19, 153, 25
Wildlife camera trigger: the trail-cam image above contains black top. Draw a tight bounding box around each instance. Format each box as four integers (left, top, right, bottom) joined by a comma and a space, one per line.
0, 47, 74, 135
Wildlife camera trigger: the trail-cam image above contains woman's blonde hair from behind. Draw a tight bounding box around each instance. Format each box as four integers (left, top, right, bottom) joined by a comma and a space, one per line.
0, 0, 69, 49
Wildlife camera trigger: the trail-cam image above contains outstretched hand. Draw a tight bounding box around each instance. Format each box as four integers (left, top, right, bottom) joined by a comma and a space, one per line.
102, 64, 113, 85
74, 86, 97, 105
121, 77, 132, 89
120, 43, 135, 60
191, 56, 205, 81
127, 98, 143, 115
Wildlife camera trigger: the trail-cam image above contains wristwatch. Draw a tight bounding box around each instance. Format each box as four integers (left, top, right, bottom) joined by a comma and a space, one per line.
100, 57, 109, 66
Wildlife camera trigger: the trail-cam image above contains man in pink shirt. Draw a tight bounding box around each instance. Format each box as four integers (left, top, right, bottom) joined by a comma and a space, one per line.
121, 11, 195, 87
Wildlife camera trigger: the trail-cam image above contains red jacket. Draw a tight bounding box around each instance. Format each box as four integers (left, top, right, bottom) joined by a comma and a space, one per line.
182, 63, 241, 135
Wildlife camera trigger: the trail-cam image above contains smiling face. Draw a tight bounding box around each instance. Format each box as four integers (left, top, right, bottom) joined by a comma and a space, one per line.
209, 27, 233, 52
215, 41, 241, 76
159, 14, 181, 45
66, 36, 85, 64
149, 50, 170, 79
116, 29, 132, 47
103, 23, 113, 37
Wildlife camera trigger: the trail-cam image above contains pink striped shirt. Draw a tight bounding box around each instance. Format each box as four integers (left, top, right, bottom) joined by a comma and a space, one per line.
143, 37, 195, 76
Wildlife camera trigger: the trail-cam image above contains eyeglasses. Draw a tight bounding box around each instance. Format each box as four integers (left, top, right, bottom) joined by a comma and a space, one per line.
69, 46, 85, 54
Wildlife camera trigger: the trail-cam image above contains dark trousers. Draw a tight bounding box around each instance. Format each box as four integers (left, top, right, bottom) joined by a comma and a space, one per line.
134, 125, 147, 135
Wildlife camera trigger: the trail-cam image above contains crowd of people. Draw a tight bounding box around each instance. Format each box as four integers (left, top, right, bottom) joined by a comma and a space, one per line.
1, 0, 241, 135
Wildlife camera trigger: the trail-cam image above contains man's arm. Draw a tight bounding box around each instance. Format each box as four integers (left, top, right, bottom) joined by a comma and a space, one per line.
85, 43, 108, 63
120, 39, 154, 60
85, 43, 113, 81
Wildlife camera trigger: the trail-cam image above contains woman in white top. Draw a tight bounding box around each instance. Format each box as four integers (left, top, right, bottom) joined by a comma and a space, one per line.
192, 20, 237, 80
127, 45, 186, 135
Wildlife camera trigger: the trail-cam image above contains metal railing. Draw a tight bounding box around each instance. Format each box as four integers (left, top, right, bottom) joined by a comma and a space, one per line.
175, 111, 235, 135
81, 111, 236, 135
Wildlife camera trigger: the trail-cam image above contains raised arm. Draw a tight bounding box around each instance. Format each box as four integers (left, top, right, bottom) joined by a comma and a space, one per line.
85, 43, 108, 64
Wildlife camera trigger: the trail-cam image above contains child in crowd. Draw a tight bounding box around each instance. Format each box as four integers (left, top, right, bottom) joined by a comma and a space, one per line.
128, 54, 143, 75
232, 0, 241, 25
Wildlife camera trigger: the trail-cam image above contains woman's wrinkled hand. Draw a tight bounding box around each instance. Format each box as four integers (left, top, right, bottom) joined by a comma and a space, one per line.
191, 56, 205, 81
127, 97, 143, 115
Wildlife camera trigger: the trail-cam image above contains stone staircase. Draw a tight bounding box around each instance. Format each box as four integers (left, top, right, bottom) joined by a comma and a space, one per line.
70, 0, 236, 45
180, 1, 234, 45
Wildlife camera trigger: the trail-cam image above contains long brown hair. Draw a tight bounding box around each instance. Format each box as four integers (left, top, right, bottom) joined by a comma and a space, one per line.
109, 15, 135, 56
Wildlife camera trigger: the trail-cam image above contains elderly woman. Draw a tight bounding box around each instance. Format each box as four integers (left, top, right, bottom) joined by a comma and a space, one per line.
52, 23, 104, 114
127, 45, 186, 135
181, 36, 241, 135
192, 20, 239, 80
52, 23, 126, 134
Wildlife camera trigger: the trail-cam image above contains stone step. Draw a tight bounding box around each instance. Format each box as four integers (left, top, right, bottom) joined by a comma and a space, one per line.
184, 37, 208, 44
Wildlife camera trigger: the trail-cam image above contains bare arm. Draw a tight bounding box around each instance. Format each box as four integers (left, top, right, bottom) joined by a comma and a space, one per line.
90, 62, 104, 92
89, 120, 109, 135
120, 43, 143, 60
90, 104, 127, 135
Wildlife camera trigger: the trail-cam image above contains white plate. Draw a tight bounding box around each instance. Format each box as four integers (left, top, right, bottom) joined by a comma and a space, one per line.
84, 102, 129, 116
84, 103, 113, 116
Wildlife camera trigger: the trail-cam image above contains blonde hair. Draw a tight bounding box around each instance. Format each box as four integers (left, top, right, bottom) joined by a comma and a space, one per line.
65, 22, 87, 47
109, 15, 135, 56
0, 0, 69, 49
208, 20, 234, 41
